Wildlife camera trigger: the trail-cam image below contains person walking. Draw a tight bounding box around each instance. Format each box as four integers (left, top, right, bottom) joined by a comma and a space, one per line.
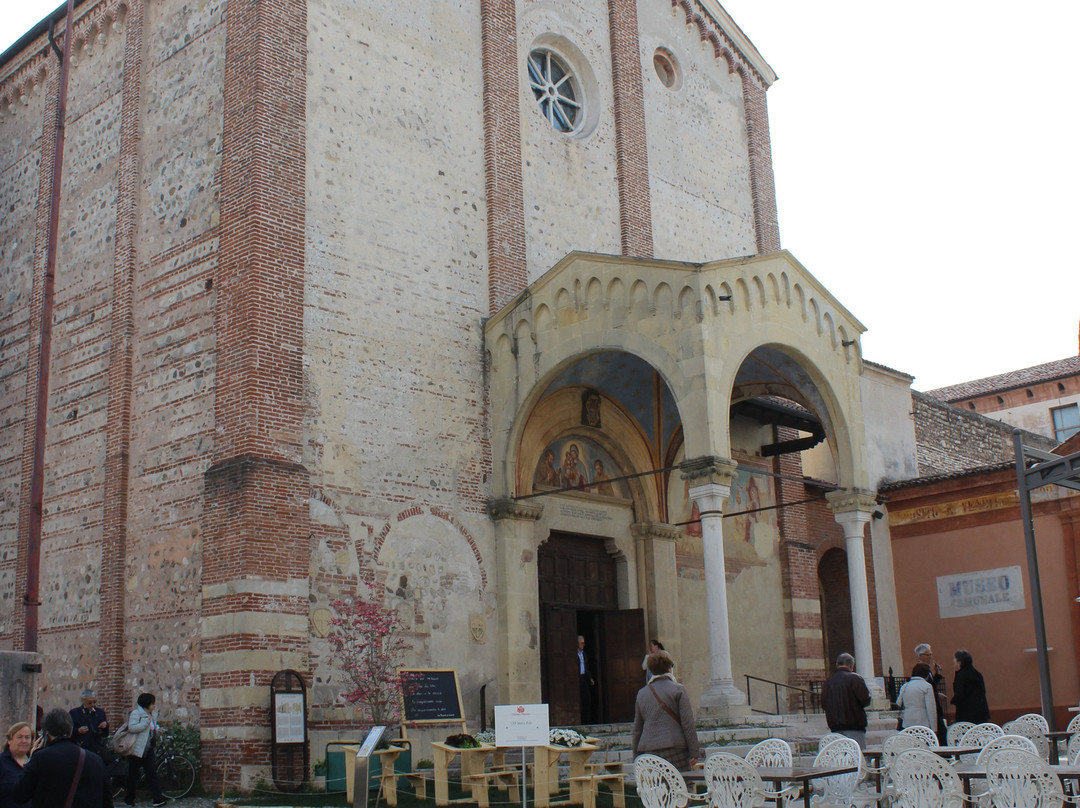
896, 662, 938, 730
632, 651, 700, 771
950, 649, 991, 724
124, 694, 165, 807
12, 708, 112, 808
821, 652, 871, 749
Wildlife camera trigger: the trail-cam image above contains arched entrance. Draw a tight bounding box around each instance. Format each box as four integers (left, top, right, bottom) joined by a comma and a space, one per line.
819, 548, 854, 669
538, 532, 644, 725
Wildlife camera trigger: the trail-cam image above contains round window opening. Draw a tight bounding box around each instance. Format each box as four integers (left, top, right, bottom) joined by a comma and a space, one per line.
528, 48, 581, 133
653, 49, 678, 88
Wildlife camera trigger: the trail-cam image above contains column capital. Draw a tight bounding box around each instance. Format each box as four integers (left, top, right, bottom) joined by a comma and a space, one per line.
680, 455, 739, 487
487, 498, 543, 522
824, 488, 878, 519
631, 522, 683, 543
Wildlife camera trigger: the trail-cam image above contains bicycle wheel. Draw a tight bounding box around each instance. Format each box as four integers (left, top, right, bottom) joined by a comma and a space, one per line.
156, 754, 196, 799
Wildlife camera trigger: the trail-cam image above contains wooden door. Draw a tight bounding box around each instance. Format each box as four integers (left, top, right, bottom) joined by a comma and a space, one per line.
599, 609, 646, 723
541, 605, 580, 725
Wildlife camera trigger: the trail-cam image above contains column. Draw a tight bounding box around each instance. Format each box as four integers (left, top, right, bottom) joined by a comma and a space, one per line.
631, 523, 682, 657
825, 489, 878, 680
488, 498, 544, 704
682, 457, 747, 711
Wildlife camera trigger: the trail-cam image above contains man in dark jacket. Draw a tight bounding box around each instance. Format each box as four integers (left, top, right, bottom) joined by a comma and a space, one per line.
821, 652, 871, 749
70, 690, 109, 756
14, 708, 113, 808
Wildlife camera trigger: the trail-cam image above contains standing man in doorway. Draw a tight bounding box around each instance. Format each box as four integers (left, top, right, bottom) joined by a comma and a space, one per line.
576, 635, 596, 724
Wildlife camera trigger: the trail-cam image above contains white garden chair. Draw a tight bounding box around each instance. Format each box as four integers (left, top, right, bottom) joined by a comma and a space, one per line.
968, 735, 1041, 806
899, 725, 940, 747
958, 724, 1005, 761
1002, 720, 1050, 760
1011, 713, 1050, 733
985, 748, 1073, 808
704, 752, 799, 808
1067, 733, 1080, 766
946, 722, 975, 747
745, 739, 793, 769
809, 737, 864, 808
1065, 714, 1080, 736
819, 733, 845, 753
889, 748, 965, 808
865, 730, 935, 806
635, 754, 700, 808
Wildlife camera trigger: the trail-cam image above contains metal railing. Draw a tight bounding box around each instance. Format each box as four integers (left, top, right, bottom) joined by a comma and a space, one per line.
744, 674, 822, 715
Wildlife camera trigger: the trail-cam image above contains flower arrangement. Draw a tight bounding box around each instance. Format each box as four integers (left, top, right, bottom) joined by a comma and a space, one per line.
549, 728, 584, 747
474, 731, 496, 746
445, 733, 481, 749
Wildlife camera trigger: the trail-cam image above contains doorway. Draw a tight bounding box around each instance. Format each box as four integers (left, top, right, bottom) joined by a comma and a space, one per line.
538, 532, 645, 725
818, 548, 853, 670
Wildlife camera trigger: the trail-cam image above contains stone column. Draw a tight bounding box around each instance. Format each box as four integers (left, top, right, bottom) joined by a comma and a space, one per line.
631, 522, 682, 657
825, 489, 878, 680
682, 457, 747, 714
488, 498, 544, 704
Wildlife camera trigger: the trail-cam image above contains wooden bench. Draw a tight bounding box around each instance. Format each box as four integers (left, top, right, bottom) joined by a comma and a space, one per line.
462, 770, 520, 808
400, 771, 429, 800
568, 772, 626, 808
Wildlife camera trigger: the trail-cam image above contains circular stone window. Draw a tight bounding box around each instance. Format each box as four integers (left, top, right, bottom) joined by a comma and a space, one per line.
653, 49, 679, 89
527, 48, 582, 133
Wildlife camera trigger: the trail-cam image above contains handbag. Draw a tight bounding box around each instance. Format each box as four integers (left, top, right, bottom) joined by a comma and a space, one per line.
110, 722, 137, 757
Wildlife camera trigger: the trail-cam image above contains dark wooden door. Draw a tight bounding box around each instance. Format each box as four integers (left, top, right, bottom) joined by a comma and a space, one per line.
599, 608, 646, 723
541, 604, 580, 725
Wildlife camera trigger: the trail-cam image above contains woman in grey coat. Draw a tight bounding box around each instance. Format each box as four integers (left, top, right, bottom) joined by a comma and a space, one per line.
632, 651, 700, 771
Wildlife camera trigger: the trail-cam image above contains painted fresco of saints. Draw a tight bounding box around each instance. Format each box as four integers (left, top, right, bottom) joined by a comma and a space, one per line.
590, 459, 613, 496
559, 443, 588, 489
536, 448, 559, 487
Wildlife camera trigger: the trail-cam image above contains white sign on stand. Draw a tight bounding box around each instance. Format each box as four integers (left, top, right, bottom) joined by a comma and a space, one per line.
495, 704, 550, 808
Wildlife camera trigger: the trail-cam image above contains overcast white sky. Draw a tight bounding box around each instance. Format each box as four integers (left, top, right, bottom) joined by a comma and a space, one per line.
3, 2, 1077, 391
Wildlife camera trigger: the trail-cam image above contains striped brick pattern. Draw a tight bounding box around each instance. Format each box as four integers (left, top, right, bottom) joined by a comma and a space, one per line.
202, 0, 310, 788
607, 0, 653, 258
741, 78, 780, 253
481, 0, 528, 313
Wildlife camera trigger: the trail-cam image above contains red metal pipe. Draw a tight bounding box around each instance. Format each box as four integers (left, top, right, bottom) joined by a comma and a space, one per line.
25, 0, 75, 652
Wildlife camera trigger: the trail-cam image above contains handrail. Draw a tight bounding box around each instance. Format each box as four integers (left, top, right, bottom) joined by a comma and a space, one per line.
744, 674, 822, 715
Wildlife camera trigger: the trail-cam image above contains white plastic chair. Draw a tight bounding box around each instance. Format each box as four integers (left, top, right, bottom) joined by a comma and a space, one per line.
889, 748, 965, 808
809, 737, 863, 808
866, 731, 934, 807
1002, 720, 1050, 760
704, 752, 798, 808
634, 754, 698, 808
819, 733, 845, 753
968, 735, 1041, 806
1065, 713, 1080, 736
1067, 733, 1080, 766
1011, 713, 1050, 733
985, 748, 1070, 808
899, 725, 939, 747
958, 723, 1005, 761
946, 722, 974, 747
745, 738, 793, 769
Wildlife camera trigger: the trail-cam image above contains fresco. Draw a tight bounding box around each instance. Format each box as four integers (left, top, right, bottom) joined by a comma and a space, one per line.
669, 458, 777, 576
533, 437, 626, 498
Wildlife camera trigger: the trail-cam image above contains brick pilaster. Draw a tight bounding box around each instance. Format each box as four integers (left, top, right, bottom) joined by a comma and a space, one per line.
203, 0, 309, 789
741, 77, 780, 254
607, 0, 653, 258
99, 0, 144, 717
481, 0, 528, 313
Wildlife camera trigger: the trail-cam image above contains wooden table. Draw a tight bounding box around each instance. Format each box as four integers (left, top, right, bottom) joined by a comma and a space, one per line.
532, 743, 598, 808
431, 742, 496, 806
862, 744, 982, 765
953, 762, 1080, 796
343, 745, 407, 805
755, 764, 859, 808
1047, 730, 1074, 762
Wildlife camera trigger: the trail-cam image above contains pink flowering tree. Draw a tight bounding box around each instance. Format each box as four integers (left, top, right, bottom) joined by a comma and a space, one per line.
327, 590, 413, 726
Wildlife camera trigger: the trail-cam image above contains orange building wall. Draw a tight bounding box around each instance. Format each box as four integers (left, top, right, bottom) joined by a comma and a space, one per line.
890, 484, 1080, 727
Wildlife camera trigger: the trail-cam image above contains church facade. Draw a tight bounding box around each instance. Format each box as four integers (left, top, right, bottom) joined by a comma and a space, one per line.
0, 0, 909, 786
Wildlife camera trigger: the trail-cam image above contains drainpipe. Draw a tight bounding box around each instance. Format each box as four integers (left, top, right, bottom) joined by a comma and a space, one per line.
25, 0, 75, 652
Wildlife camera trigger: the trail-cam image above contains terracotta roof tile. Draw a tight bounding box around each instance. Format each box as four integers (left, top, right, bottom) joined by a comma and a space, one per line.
924, 355, 1080, 401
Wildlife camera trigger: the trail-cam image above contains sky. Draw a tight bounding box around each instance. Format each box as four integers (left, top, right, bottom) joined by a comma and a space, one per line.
3, 1, 1077, 391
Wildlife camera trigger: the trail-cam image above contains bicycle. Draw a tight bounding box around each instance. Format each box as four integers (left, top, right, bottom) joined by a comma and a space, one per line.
111, 733, 198, 801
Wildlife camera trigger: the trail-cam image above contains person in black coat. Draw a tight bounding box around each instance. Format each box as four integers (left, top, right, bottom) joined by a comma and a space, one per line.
950, 648, 991, 724
13, 708, 112, 808
70, 690, 109, 757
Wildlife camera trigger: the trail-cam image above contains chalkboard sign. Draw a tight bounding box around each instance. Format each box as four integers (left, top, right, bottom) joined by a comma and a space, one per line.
399, 669, 464, 724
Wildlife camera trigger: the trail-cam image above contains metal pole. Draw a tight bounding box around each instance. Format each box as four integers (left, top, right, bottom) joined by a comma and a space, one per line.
1013, 430, 1056, 730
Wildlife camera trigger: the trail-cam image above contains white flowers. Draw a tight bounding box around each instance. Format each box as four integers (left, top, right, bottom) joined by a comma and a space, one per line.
549, 728, 584, 747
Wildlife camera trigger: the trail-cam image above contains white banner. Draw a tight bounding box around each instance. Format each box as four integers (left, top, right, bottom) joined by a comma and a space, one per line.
936, 565, 1024, 619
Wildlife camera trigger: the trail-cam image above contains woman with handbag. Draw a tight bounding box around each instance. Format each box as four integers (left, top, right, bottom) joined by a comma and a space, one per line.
631, 651, 700, 771
124, 694, 165, 807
